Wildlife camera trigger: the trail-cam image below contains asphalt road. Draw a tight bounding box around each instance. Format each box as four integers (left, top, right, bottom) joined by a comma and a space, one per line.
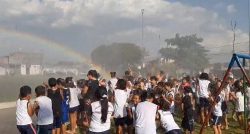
0, 108, 18, 134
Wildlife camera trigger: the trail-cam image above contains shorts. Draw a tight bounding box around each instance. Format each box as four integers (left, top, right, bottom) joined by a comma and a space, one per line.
61, 112, 69, 124
17, 124, 36, 134
37, 124, 53, 134
199, 97, 209, 108
53, 117, 62, 128
212, 115, 222, 126
88, 129, 110, 134
114, 117, 128, 126
126, 117, 134, 126
236, 111, 244, 116
181, 117, 194, 132
166, 129, 182, 134
61, 107, 69, 124
69, 106, 79, 113
221, 101, 228, 114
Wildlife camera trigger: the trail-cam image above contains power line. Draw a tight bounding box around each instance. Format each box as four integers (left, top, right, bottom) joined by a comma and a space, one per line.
206, 42, 248, 50
205, 41, 249, 49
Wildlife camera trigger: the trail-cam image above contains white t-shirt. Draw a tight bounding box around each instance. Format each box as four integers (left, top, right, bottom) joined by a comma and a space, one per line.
36, 96, 54, 125
109, 78, 118, 90
135, 101, 157, 134
16, 99, 33, 125
213, 97, 222, 116
198, 79, 210, 98
236, 92, 244, 112
69, 88, 80, 108
158, 110, 180, 132
114, 89, 128, 118
166, 91, 175, 113
89, 101, 114, 132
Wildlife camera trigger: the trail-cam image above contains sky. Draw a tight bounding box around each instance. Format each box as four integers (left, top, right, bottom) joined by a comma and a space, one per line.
0, 0, 249, 63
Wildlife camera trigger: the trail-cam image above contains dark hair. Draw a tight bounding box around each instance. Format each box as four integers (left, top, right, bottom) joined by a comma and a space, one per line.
159, 70, 165, 76
157, 82, 165, 88
184, 86, 193, 94
165, 81, 173, 88
125, 70, 130, 76
110, 72, 116, 78
96, 86, 109, 123
199, 73, 209, 80
65, 77, 75, 88
161, 98, 171, 111
116, 79, 127, 90
88, 70, 98, 79
77, 79, 88, 88
48, 77, 57, 87
141, 90, 155, 102
19, 85, 32, 98
57, 78, 65, 87
150, 76, 158, 81
132, 89, 143, 97
35, 86, 46, 97
234, 80, 243, 94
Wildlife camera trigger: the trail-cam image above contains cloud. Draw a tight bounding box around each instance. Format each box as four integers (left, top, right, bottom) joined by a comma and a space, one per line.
227, 4, 237, 14
0, 0, 247, 63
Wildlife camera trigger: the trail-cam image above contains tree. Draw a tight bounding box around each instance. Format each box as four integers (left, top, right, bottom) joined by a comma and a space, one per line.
91, 43, 145, 71
159, 34, 209, 72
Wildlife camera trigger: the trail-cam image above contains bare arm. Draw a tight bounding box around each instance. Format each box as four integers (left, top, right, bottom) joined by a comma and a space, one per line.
27, 102, 34, 117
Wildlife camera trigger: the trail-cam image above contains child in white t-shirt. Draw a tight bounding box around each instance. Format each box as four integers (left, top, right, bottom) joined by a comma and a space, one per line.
231, 80, 245, 128
212, 96, 222, 134
113, 79, 129, 134
135, 91, 158, 134
16, 86, 36, 134
165, 82, 175, 114
158, 96, 181, 134
127, 90, 141, 134
66, 77, 80, 133
83, 86, 114, 133
34, 85, 54, 134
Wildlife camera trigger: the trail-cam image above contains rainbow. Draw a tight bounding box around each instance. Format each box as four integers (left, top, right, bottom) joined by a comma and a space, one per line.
0, 27, 109, 77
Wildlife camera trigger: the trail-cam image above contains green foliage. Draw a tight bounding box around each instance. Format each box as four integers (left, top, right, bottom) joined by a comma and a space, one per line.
159, 34, 209, 72
91, 43, 145, 70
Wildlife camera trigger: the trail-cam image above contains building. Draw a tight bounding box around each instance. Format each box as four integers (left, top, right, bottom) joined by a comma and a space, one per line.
0, 66, 6, 75
0, 52, 43, 75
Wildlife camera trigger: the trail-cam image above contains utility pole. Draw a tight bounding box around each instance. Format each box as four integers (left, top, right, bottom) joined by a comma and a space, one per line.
231, 20, 237, 54
248, 0, 250, 69
141, 9, 144, 48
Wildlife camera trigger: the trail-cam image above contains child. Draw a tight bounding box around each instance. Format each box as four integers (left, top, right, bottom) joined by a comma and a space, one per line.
83, 86, 114, 133
135, 91, 158, 134
65, 77, 80, 133
113, 79, 129, 134
197, 73, 210, 126
57, 78, 70, 134
231, 80, 245, 128
77, 79, 91, 133
47, 78, 63, 134
158, 98, 182, 134
212, 96, 222, 134
16, 85, 36, 134
181, 87, 195, 134
34, 85, 54, 134
165, 82, 175, 114
217, 80, 229, 130
127, 90, 141, 134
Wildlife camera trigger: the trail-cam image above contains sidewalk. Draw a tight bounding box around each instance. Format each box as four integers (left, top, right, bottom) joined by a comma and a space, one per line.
0, 101, 16, 110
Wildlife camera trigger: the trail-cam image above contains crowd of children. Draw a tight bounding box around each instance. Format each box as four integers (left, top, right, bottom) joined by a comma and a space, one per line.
16, 69, 250, 134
